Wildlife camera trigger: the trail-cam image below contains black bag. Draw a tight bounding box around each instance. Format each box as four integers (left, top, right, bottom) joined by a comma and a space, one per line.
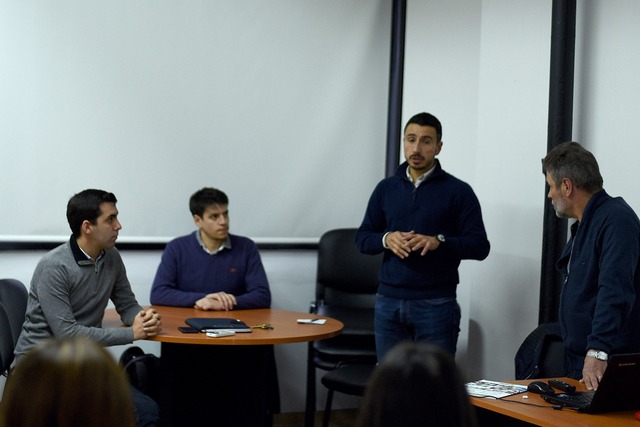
119, 346, 161, 403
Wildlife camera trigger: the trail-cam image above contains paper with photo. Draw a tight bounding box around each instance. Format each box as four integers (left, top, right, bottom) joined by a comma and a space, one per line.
465, 379, 527, 398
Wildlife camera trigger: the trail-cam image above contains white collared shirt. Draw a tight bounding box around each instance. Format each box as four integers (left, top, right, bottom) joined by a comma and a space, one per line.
382, 164, 437, 248
196, 230, 231, 255
406, 164, 435, 188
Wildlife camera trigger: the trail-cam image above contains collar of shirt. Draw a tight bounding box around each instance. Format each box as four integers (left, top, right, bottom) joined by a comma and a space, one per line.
79, 245, 103, 263
195, 230, 232, 255
406, 164, 435, 188
70, 236, 104, 266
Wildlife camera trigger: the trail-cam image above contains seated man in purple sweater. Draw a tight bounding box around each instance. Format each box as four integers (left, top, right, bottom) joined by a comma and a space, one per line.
150, 187, 271, 310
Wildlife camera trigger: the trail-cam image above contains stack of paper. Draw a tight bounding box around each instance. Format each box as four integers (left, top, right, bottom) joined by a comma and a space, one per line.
465, 379, 527, 398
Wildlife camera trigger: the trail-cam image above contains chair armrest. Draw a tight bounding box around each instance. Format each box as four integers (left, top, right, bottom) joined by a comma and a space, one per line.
309, 299, 326, 314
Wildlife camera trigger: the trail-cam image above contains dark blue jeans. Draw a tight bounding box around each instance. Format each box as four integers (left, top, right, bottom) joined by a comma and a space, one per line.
374, 295, 461, 362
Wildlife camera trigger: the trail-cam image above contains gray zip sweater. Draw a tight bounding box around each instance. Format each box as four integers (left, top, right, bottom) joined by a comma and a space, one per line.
13, 237, 142, 362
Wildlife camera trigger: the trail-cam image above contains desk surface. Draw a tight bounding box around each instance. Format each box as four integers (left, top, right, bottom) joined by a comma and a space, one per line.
103, 305, 343, 345
470, 378, 639, 426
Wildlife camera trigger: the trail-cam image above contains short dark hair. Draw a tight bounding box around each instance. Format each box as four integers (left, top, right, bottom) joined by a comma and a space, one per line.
189, 187, 229, 217
66, 189, 118, 238
404, 112, 443, 141
542, 141, 603, 193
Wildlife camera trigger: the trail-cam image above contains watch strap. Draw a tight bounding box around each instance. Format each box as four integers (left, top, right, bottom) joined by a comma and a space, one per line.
586, 349, 608, 361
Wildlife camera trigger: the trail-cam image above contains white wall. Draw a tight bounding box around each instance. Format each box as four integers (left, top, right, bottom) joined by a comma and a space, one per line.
573, 0, 640, 211
4, 0, 640, 414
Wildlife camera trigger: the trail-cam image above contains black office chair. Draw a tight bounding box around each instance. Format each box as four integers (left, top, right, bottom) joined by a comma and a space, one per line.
0, 302, 15, 377
319, 363, 376, 427
119, 346, 162, 403
515, 322, 565, 380
0, 278, 28, 376
304, 228, 382, 427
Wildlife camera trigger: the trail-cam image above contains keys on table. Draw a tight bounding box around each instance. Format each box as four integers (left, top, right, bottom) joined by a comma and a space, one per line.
251, 323, 274, 330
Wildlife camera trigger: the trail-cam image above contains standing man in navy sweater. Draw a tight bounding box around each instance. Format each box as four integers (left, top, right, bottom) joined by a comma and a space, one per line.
356, 112, 490, 361
543, 141, 640, 391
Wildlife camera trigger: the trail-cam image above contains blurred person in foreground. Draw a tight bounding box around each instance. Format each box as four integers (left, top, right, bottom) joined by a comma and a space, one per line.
356, 340, 477, 427
0, 336, 136, 427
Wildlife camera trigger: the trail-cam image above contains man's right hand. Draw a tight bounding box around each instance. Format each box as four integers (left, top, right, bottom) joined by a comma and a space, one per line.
133, 309, 162, 340
385, 231, 413, 259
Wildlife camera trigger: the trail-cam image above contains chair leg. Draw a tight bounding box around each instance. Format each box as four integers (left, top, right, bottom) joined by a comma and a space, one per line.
322, 389, 334, 427
304, 342, 316, 427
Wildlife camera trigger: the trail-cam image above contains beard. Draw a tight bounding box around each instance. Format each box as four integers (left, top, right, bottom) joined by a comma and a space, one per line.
552, 196, 569, 219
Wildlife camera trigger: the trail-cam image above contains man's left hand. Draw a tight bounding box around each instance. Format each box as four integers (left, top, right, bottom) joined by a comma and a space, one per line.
404, 231, 441, 256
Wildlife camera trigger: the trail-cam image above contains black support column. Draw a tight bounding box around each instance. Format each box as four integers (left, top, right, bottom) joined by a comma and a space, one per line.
539, 0, 576, 324
385, 0, 407, 177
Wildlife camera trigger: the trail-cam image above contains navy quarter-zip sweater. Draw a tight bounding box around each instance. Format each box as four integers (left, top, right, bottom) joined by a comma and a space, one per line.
356, 160, 490, 299
557, 190, 640, 358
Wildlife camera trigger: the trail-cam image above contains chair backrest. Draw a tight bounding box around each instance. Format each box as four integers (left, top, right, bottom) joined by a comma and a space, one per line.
0, 301, 15, 375
315, 228, 383, 307
119, 346, 161, 403
538, 338, 565, 378
0, 279, 28, 344
514, 322, 564, 380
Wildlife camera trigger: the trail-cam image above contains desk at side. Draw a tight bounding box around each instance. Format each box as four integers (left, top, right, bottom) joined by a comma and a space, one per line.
470, 378, 638, 426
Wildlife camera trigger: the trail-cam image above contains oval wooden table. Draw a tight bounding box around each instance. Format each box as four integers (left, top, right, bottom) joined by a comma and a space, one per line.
104, 305, 343, 427
104, 305, 343, 345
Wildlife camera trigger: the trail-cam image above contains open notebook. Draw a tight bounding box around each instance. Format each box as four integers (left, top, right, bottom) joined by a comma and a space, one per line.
185, 317, 252, 333
542, 353, 640, 413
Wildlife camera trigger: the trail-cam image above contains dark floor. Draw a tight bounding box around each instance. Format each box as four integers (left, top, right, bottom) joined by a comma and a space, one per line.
273, 409, 359, 427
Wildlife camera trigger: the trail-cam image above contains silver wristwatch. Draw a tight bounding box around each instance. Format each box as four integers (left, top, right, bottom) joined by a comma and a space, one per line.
436, 234, 446, 243
586, 349, 608, 361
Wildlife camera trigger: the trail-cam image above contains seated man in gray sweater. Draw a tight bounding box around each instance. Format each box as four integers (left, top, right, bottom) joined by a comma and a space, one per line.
13, 189, 162, 427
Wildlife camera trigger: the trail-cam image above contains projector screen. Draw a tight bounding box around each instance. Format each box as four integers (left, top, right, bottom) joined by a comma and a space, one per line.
0, 1, 391, 244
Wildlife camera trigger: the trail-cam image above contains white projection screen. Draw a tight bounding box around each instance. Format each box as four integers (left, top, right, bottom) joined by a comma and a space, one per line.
0, 1, 391, 245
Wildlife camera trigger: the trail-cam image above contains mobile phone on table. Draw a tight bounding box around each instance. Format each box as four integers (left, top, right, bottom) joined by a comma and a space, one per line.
205, 330, 236, 338
178, 326, 199, 333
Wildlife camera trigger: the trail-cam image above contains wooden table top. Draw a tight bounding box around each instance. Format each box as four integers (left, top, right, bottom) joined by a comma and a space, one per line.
470, 378, 639, 426
103, 305, 343, 346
